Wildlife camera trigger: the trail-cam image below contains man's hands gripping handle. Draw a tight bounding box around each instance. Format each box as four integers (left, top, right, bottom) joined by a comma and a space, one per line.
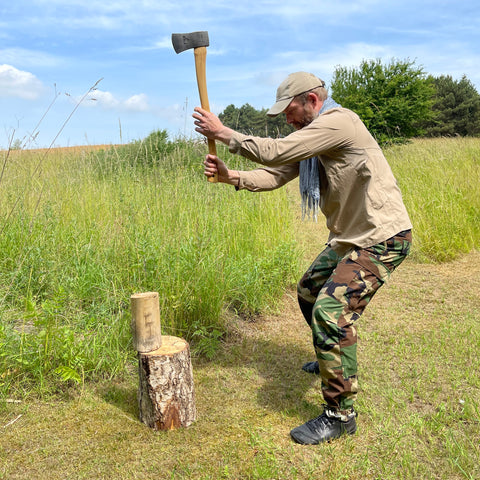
193, 107, 237, 185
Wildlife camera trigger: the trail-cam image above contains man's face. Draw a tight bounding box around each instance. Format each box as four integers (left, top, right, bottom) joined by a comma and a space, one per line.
284, 97, 317, 130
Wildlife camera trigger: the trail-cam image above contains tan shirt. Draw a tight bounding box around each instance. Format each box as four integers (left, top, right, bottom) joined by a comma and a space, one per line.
229, 107, 412, 252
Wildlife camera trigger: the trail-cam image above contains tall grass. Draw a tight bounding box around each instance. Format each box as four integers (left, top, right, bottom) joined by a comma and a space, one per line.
386, 137, 480, 262
1, 135, 479, 396
0, 134, 299, 395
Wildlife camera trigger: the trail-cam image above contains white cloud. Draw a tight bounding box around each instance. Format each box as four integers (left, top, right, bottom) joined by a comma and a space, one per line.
87, 90, 120, 109
124, 93, 149, 112
79, 90, 150, 112
0, 64, 44, 99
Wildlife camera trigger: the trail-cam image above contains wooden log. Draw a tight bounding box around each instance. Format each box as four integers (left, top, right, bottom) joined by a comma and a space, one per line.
137, 335, 196, 430
130, 292, 162, 353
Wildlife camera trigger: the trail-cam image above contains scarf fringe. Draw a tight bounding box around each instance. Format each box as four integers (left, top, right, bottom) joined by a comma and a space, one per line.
301, 193, 319, 222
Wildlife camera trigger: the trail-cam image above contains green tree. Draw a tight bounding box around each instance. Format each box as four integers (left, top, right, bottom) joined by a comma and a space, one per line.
219, 104, 293, 138
422, 75, 480, 137
331, 58, 435, 143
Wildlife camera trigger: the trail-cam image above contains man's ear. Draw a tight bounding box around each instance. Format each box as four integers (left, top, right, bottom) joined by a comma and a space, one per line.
308, 92, 323, 110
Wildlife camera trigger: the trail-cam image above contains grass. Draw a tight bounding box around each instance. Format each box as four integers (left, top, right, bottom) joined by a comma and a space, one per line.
386, 137, 480, 262
1, 239, 479, 479
0, 134, 300, 396
0, 136, 479, 479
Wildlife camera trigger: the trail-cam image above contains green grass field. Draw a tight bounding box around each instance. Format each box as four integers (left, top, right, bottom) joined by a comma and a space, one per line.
0, 136, 479, 479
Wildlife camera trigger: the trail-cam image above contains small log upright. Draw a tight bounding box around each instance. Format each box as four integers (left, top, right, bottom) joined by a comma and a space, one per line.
131, 292, 196, 430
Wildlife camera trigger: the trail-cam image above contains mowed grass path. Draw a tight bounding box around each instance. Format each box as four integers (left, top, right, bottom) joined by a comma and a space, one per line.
1, 206, 479, 480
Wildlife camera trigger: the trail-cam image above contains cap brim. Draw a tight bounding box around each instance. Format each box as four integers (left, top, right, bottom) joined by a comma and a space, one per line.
266, 97, 293, 117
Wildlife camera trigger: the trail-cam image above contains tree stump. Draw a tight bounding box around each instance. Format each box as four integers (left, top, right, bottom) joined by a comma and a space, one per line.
137, 335, 196, 430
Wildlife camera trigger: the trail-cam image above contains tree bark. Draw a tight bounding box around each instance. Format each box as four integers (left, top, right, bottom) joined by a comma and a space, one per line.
137, 335, 196, 430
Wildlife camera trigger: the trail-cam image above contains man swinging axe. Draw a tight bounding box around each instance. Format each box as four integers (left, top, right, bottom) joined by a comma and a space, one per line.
192, 70, 413, 444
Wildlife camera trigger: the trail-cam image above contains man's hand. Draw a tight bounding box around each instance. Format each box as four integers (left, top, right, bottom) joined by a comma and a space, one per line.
193, 107, 234, 145
204, 154, 239, 186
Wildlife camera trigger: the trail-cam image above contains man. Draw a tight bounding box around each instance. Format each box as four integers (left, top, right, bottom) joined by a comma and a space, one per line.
192, 72, 412, 444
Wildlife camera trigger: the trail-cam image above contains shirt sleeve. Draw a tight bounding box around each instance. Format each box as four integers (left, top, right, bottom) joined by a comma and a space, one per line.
228, 109, 353, 167
237, 164, 299, 191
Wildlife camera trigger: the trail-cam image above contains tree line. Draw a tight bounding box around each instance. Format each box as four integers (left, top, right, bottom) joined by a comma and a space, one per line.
218, 59, 480, 144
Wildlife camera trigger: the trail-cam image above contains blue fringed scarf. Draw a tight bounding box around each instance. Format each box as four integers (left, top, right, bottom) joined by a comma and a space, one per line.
299, 96, 341, 221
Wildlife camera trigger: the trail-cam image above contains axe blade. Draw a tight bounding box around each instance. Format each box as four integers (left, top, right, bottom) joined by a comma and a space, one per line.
172, 31, 209, 54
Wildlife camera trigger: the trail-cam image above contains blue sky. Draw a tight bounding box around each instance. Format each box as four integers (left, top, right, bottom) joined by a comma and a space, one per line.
1, 0, 479, 148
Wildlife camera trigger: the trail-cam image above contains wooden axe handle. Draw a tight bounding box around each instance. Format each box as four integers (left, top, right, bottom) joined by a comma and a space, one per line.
194, 46, 218, 183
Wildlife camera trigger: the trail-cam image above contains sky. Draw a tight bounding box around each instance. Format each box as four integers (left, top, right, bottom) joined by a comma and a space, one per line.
1, 0, 479, 149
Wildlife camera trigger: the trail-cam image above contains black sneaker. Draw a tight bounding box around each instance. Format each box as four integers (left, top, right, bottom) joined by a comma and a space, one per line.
290, 406, 357, 444
301, 361, 320, 374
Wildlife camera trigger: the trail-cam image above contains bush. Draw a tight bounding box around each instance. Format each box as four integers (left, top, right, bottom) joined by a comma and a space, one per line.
331, 58, 435, 144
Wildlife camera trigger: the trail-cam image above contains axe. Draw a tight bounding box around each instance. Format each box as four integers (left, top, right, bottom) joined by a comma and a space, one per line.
172, 30, 218, 183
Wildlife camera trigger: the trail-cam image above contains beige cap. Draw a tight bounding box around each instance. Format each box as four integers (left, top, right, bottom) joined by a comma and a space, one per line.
267, 72, 326, 117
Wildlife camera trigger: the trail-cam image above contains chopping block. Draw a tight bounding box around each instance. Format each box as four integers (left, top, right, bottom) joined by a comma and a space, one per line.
131, 292, 196, 430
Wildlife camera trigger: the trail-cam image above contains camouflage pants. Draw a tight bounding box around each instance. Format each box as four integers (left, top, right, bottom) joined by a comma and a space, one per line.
297, 230, 412, 411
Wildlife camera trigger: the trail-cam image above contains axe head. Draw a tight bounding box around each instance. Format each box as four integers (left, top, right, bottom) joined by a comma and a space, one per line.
172, 31, 209, 54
